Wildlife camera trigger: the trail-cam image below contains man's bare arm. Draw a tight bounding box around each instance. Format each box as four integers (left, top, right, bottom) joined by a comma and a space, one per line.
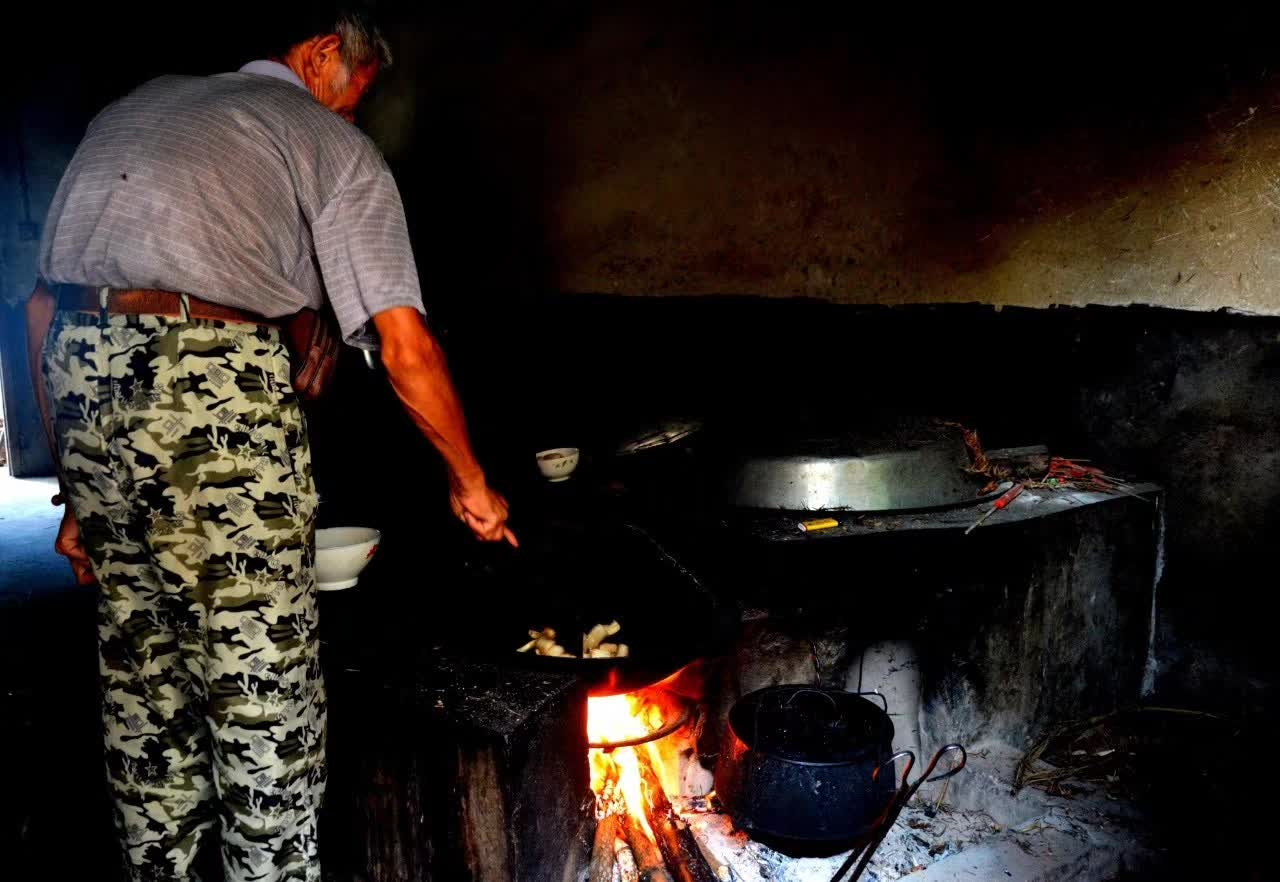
373, 306, 516, 546
26, 280, 96, 585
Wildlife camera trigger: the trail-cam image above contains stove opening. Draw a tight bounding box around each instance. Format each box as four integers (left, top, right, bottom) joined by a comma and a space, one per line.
586, 670, 721, 882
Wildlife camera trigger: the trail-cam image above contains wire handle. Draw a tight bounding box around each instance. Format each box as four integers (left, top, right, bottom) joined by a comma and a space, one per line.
871, 749, 915, 790
921, 743, 967, 784
853, 690, 889, 713
833, 743, 968, 882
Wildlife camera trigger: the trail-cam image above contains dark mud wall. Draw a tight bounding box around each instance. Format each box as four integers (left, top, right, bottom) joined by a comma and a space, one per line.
365, 6, 1280, 314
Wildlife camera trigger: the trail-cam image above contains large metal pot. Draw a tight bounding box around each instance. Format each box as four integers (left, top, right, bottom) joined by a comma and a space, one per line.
715, 686, 898, 844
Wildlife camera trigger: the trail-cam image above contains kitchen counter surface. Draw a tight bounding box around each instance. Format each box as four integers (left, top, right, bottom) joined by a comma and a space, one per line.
728, 481, 1163, 543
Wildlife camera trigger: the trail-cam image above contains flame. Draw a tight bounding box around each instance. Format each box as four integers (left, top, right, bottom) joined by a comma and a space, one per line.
587, 693, 660, 746
614, 748, 654, 839
587, 692, 667, 842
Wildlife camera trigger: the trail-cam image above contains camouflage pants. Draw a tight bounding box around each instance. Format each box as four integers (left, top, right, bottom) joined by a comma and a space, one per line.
44, 309, 326, 882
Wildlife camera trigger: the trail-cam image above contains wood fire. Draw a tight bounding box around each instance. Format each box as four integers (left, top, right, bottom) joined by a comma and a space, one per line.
587, 691, 722, 882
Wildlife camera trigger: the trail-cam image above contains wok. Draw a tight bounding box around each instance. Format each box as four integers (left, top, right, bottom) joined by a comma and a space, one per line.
454, 519, 734, 695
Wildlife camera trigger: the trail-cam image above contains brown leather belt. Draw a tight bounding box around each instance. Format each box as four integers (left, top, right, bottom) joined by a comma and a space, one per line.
58, 286, 278, 327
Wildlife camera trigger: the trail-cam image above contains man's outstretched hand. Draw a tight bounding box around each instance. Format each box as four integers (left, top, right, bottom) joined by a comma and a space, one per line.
55, 507, 97, 586
450, 480, 518, 547
374, 308, 518, 549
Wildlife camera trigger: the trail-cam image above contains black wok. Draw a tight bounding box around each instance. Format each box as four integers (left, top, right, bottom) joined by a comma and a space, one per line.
452, 519, 734, 695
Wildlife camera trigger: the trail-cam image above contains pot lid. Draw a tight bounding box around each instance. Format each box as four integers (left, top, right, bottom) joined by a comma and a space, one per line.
728, 419, 985, 513
729, 686, 894, 765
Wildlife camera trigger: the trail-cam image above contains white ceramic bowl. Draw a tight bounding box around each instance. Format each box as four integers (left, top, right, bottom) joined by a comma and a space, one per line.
315, 526, 381, 591
536, 447, 580, 482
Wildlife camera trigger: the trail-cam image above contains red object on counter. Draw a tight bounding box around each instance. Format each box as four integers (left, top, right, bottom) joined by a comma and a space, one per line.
964, 483, 1025, 535
992, 482, 1025, 510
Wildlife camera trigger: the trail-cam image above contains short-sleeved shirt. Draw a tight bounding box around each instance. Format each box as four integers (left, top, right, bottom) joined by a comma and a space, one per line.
38, 60, 424, 348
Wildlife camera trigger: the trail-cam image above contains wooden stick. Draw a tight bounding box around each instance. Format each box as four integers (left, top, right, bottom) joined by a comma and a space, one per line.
636, 746, 718, 882
619, 806, 673, 882
614, 835, 640, 882
590, 815, 622, 882
691, 836, 732, 882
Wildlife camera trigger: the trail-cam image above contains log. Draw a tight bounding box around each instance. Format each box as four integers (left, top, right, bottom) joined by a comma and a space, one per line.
614, 835, 640, 882
635, 745, 719, 882
590, 815, 622, 882
595, 755, 622, 817
690, 833, 732, 882
619, 805, 673, 882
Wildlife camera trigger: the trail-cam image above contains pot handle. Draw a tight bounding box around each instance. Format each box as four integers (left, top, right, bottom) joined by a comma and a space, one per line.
871, 749, 916, 790
834, 745, 968, 882
920, 743, 968, 783
853, 690, 889, 713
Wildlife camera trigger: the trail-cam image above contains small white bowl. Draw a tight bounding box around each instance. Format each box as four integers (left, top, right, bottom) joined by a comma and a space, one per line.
536, 447, 580, 482
315, 526, 381, 591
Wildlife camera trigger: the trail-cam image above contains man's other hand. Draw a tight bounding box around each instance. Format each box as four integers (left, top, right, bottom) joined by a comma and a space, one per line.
450, 482, 518, 547
55, 508, 97, 586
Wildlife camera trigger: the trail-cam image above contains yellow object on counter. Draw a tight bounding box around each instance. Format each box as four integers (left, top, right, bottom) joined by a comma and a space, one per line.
798, 517, 839, 533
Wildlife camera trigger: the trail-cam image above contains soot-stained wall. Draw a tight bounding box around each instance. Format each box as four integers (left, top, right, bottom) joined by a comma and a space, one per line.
363, 5, 1280, 315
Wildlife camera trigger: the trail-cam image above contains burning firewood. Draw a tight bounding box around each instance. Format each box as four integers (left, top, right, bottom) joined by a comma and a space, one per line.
614, 836, 639, 882
590, 815, 623, 882
618, 804, 673, 882
635, 746, 719, 882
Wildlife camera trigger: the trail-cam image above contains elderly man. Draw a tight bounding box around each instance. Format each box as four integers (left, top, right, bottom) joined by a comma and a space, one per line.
25, 5, 513, 881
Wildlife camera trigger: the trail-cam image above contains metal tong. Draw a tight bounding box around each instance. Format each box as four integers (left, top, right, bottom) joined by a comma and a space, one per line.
829, 743, 968, 882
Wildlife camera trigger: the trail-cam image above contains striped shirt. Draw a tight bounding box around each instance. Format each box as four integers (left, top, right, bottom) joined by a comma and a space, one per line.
38, 61, 424, 348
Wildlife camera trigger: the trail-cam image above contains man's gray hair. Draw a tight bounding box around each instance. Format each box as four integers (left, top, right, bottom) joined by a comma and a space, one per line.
335, 8, 394, 69
266, 4, 394, 70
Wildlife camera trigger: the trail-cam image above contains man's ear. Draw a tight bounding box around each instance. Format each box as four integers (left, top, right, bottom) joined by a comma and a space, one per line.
311, 34, 343, 74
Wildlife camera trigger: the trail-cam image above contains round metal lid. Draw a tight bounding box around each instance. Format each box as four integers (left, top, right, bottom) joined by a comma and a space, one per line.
729, 686, 893, 765
728, 420, 985, 513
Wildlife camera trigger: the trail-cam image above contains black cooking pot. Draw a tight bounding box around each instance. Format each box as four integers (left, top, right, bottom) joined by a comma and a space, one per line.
715, 686, 897, 844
